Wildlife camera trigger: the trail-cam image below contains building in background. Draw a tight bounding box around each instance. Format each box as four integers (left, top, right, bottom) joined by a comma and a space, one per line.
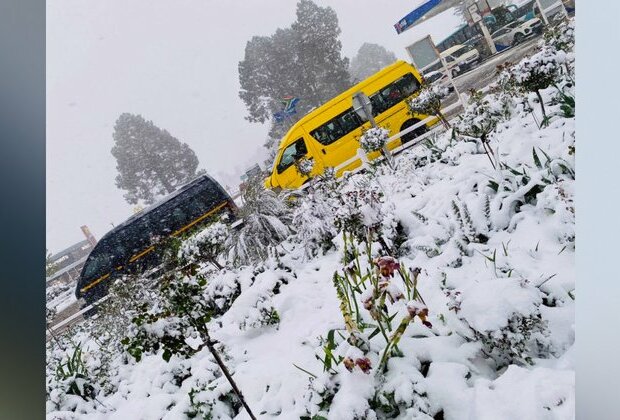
46, 227, 97, 288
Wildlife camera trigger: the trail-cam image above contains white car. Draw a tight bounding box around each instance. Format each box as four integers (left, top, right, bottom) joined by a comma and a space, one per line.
440, 44, 480, 75
422, 70, 455, 93
491, 18, 543, 50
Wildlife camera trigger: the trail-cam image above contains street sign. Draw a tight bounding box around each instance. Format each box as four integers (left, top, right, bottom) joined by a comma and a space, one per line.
405, 35, 440, 73
352, 92, 373, 123
466, 2, 482, 25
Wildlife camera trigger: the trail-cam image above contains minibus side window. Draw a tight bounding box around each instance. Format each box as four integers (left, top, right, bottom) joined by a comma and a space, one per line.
310, 108, 364, 146
369, 73, 420, 116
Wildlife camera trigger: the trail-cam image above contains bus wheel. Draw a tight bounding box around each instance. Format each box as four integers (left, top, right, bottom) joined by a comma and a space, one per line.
400, 119, 427, 144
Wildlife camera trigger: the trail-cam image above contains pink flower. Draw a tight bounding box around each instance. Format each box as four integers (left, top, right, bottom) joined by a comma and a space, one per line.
374, 256, 400, 278
355, 357, 372, 374
407, 300, 432, 328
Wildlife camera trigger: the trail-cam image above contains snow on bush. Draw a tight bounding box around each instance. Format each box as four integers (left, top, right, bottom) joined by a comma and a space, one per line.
291, 170, 340, 258
408, 84, 450, 127
448, 277, 550, 368
228, 178, 292, 266
295, 156, 315, 177
359, 127, 389, 154
181, 220, 230, 269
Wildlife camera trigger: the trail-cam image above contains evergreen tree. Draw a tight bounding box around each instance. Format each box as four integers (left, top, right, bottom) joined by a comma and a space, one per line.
111, 113, 201, 205
238, 0, 350, 128
349, 43, 397, 82
290, 0, 351, 106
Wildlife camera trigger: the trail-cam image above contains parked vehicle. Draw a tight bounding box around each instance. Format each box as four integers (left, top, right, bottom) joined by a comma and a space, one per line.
422, 70, 455, 93
75, 174, 237, 307
264, 61, 438, 190
440, 44, 480, 75
491, 18, 543, 50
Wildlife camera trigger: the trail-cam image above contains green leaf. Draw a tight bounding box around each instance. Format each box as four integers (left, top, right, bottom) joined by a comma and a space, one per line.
532, 147, 542, 169
537, 147, 551, 163
162, 349, 172, 362
368, 327, 381, 340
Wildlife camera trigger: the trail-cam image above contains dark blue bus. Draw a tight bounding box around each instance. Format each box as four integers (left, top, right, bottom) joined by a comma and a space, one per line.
76, 174, 236, 306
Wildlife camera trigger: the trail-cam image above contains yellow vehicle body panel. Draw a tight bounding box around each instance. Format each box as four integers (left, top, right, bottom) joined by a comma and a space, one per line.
266, 60, 438, 190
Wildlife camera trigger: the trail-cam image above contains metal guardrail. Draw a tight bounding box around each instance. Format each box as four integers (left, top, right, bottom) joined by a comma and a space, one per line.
333, 101, 463, 175
46, 295, 109, 337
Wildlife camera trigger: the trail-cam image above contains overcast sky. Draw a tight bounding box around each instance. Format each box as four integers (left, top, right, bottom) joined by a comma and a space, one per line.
46, 0, 463, 254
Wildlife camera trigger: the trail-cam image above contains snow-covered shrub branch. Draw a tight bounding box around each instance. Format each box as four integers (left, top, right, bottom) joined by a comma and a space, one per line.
408, 84, 450, 128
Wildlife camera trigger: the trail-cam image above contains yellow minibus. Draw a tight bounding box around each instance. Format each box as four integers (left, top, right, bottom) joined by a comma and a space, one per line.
265, 60, 437, 190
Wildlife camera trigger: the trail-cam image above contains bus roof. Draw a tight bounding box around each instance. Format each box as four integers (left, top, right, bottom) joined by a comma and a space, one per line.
104, 174, 226, 239
278, 60, 413, 150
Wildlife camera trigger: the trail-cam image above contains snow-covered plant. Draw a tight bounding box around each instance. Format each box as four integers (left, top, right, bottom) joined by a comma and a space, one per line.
450, 199, 489, 245
122, 251, 258, 419
295, 156, 315, 177
49, 343, 99, 407
291, 175, 340, 258
300, 244, 433, 418
46, 281, 73, 304
228, 177, 292, 266
238, 294, 281, 330
510, 46, 567, 124
187, 382, 242, 419
181, 221, 230, 270
543, 19, 575, 53
447, 277, 550, 369
121, 276, 211, 364
333, 175, 385, 244
359, 126, 389, 154
408, 84, 450, 128
454, 90, 514, 169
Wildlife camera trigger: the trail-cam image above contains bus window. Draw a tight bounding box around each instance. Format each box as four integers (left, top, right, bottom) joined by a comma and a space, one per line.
310, 109, 364, 146
370, 73, 420, 116
82, 246, 114, 279
277, 138, 307, 173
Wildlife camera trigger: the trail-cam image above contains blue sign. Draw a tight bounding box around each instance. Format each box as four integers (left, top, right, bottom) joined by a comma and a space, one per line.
394, 0, 442, 34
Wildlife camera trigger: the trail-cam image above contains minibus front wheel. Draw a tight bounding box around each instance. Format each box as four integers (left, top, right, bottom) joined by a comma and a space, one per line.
400, 118, 427, 143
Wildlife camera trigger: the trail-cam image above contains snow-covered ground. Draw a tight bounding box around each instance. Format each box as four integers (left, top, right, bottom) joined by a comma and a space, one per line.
46, 22, 575, 420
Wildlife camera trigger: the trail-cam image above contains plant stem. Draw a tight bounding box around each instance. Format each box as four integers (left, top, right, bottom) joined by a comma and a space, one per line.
203, 331, 257, 420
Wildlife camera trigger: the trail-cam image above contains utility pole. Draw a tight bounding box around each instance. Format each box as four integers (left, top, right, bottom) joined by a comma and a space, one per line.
466, 0, 497, 55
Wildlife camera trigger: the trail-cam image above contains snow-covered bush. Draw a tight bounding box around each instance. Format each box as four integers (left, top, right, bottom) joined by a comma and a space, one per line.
543, 19, 575, 53
453, 90, 514, 169
187, 381, 242, 419
447, 277, 550, 369
507, 46, 568, 124
359, 127, 389, 154
47, 342, 101, 414
291, 171, 340, 258
228, 178, 292, 266
122, 270, 212, 363
408, 84, 450, 127
295, 156, 315, 177
333, 174, 385, 244
181, 220, 230, 269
